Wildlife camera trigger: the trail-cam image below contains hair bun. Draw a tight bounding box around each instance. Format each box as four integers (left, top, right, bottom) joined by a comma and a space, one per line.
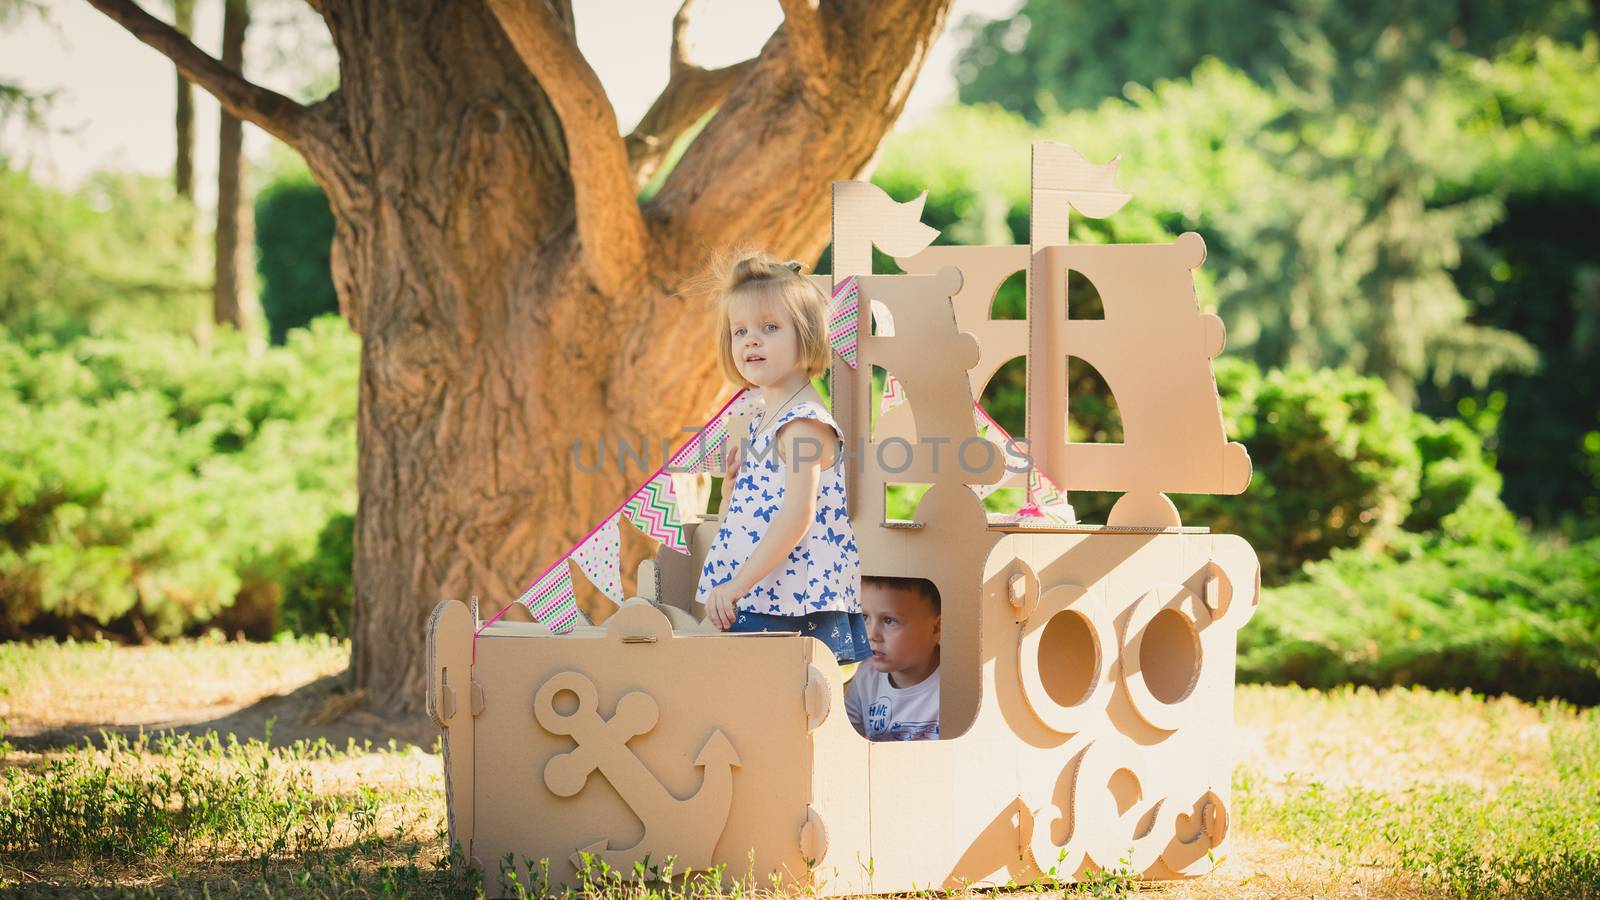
724, 252, 805, 291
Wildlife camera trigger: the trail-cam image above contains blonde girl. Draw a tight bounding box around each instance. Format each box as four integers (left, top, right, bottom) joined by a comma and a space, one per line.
693, 253, 866, 663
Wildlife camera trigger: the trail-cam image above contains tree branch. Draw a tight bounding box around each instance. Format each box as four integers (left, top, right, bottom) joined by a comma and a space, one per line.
776, 0, 832, 95
486, 0, 649, 296
624, 0, 755, 189
646, 0, 953, 278
84, 0, 321, 156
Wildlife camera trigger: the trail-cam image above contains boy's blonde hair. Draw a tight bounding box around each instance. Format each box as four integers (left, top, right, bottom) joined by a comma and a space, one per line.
714, 252, 832, 389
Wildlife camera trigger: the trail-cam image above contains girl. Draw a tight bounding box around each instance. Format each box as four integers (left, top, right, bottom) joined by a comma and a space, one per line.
694, 253, 867, 664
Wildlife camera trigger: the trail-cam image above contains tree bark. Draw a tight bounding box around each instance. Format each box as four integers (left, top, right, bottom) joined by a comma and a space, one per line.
212, 0, 257, 330
89, 0, 953, 717
173, 0, 194, 198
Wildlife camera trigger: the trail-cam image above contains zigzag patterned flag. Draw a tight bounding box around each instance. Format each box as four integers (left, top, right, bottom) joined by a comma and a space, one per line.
515, 561, 579, 633
828, 276, 861, 368
1027, 466, 1076, 523
880, 372, 907, 416
971, 406, 1008, 500
623, 471, 689, 553
570, 513, 624, 605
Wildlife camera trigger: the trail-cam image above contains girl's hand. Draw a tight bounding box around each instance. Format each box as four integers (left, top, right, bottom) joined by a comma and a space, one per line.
722, 440, 740, 481
703, 583, 740, 631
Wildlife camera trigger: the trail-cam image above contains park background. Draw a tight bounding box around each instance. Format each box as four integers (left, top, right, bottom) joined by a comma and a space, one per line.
1, 0, 1597, 896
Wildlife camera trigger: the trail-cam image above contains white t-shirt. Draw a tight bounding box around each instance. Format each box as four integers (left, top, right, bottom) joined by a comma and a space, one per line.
844, 665, 940, 741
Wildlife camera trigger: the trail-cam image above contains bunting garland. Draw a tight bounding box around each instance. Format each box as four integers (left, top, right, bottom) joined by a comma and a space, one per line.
828, 276, 861, 368
570, 513, 624, 604
670, 410, 731, 474
623, 472, 690, 554
1026, 466, 1076, 523
514, 561, 580, 633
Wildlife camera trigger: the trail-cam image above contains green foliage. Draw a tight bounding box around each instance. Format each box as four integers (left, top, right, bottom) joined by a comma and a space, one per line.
1235, 686, 1600, 897
256, 159, 339, 345
279, 512, 354, 638
0, 166, 207, 339
1240, 532, 1600, 702
880, 29, 1600, 520
0, 730, 384, 865
1428, 38, 1600, 522
0, 318, 357, 637
954, 0, 1594, 118
1178, 362, 1424, 581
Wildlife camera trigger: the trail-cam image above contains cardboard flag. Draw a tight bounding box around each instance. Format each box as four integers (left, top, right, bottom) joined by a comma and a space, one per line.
828, 276, 861, 368
623, 471, 689, 553
515, 562, 579, 633
880, 372, 907, 416
571, 513, 624, 605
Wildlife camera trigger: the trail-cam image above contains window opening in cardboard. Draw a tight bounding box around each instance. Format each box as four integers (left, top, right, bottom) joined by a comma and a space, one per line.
852, 574, 951, 742
884, 483, 933, 524
978, 355, 1027, 439
990, 268, 1026, 320
1067, 356, 1124, 444
870, 365, 915, 443
1038, 609, 1099, 707
1065, 268, 1106, 319
1140, 608, 1202, 705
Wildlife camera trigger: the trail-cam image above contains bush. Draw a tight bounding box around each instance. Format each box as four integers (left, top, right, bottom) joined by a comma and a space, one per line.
279, 512, 354, 638
1170, 362, 1439, 581
0, 167, 207, 339
256, 164, 339, 345
0, 318, 357, 638
1239, 533, 1600, 703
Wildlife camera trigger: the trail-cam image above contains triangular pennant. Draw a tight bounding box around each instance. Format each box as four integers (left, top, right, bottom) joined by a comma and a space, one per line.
671, 411, 730, 474
623, 471, 689, 553
571, 513, 624, 605
514, 562, 579, 633
1024, 466, 1076, 524
971, 405, 1019, 501
828, 276, 861, 368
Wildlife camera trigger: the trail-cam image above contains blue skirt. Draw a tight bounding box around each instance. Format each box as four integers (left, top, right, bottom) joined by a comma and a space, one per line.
730, 609, 871, 664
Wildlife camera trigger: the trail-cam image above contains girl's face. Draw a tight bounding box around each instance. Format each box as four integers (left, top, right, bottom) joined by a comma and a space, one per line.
728, 293, 801, 388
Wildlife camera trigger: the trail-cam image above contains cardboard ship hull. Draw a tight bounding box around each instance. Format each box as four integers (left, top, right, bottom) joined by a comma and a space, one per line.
428, 527, 1259, 895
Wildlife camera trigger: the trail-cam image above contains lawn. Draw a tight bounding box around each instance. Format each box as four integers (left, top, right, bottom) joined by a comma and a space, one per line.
2, 640, 1596, 898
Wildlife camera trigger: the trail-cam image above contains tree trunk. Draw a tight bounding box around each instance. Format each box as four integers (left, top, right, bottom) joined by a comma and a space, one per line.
331, 1, 947, 716
88, 0, 952, 718
212, 0, 256, 329
173, 0, 194, 198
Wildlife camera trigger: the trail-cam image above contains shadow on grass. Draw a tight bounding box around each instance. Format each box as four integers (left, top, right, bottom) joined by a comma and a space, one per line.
7, 671, 437, 755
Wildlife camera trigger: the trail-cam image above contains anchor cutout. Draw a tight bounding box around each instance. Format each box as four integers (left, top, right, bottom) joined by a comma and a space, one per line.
534, 671, 741, 872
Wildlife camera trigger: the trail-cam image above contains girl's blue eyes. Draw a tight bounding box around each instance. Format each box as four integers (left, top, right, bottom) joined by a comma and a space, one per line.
733, 323, 781, 337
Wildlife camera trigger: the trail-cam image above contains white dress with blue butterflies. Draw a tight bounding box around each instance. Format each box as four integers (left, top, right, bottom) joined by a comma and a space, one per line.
693, 399, 867, 662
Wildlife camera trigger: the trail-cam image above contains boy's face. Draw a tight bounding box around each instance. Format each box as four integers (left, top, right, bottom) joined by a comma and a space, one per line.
861, 582, 940, 686
728, 293, 800, 389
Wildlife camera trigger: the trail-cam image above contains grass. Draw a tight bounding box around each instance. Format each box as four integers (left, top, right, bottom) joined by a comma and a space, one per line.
1, 642, 1597, 897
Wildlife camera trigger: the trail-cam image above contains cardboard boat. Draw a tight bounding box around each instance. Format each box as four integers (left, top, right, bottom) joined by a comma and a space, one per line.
428, 141, 1260, 894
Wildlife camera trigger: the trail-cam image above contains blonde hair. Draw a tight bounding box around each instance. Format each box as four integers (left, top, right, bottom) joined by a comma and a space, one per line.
713, 251, 832, 389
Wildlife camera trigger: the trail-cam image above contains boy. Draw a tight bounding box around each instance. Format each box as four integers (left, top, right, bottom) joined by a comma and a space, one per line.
845, 576, 941, 741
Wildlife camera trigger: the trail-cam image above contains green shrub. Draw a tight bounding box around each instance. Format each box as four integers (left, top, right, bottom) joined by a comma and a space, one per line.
1240, 533, 1600, 703
0, 318, 357, 638
256, 164, 338, 345
279, 512, 354, 638
1174, 363, 1421, 581
0, 167, 207, 339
